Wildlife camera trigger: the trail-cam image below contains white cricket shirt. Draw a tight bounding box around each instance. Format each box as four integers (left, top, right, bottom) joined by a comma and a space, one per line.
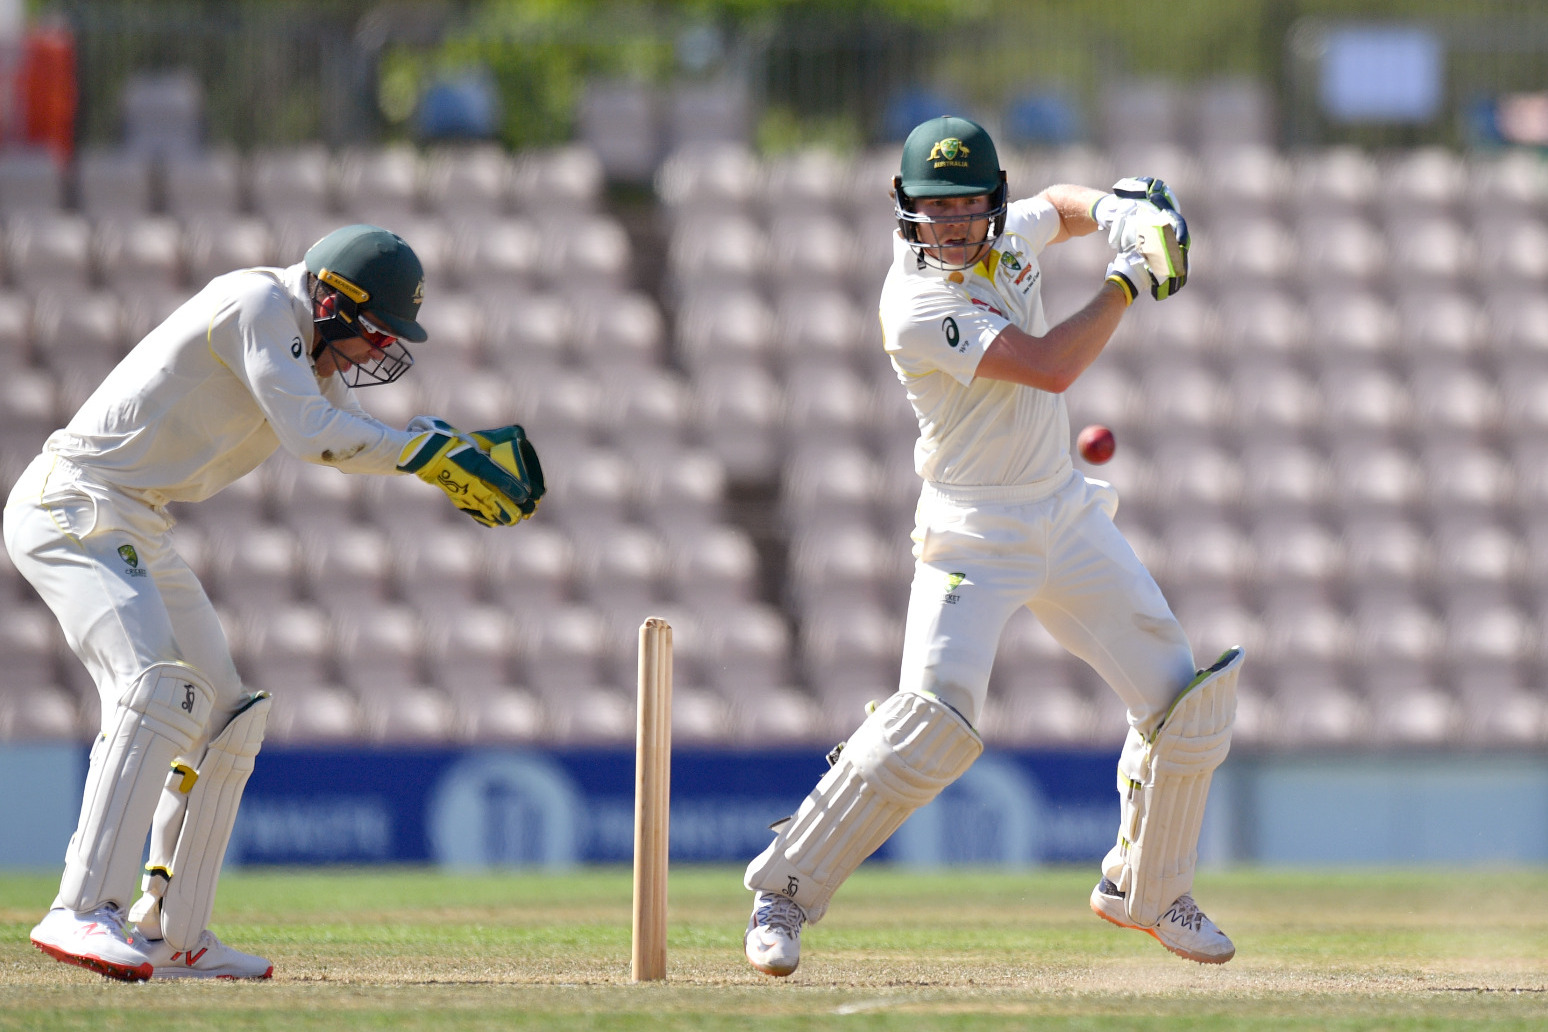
879, 195, 1071, 488
44, 262, 418, 508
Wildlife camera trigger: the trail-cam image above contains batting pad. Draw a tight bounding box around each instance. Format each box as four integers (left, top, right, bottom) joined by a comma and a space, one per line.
1112, 647, 1241, 927
58, 663, 213, 913
744, 691, 982, 922
140, 692, 272, 951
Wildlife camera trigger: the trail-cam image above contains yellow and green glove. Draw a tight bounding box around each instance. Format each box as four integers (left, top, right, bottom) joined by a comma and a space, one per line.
397, 417, 544, 527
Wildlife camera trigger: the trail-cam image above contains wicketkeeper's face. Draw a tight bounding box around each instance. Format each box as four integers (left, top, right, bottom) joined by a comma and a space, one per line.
914, 194, 994, 269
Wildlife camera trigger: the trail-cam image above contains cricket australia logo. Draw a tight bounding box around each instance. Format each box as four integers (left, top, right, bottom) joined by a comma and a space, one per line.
117, 544, 148, 578
928, 137, 970, 168
943, 571, 966, 604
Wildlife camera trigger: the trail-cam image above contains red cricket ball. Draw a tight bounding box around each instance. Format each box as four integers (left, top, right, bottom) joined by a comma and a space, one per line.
1077, 424, 1116, 464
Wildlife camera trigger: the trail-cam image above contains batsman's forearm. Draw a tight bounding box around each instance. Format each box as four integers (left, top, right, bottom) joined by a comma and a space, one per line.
975, 284, 1128, 393
1040, 184, 1108, 238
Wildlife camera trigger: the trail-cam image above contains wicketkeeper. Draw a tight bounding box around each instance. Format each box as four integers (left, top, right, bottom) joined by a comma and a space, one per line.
4, 224, 545, 980
742, 116, 1240, 976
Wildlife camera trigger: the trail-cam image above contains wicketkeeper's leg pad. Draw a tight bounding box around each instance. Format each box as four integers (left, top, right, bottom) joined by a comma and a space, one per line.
128, 692, 271, 950
1104, 647, 1241, 927
744, 690, 982, 922
58, 663, 214, 913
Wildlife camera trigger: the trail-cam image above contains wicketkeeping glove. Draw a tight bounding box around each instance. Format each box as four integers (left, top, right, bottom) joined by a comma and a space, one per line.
397, 416, 540, 527
470, 423, 545, 515
1111, 176, 1189, 300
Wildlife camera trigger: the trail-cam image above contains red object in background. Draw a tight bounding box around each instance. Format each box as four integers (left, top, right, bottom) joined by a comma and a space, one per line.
17, 26, 76, 164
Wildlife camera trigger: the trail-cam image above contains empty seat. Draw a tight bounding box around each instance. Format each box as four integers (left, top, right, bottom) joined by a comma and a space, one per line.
1197, 214, 1295, 286
1330, 442, 1423, 515
1292, 147, 1378, 211
540, 446, 635, 532
676, 286, 775, 374
782, 364, 878, 450
1295, 214, 1386, 287
1318, 362, 1411, 439
766, 211, 855, 288
1136, 359, 1228, 434
1142, 439, 1243, 516
989, 678, 1095, 747
544, 684, 634, 743
730, 685, 825, 745
1380, 146, 1466, 212
572, 290, 665, 370
1308, 290, 1399, 359
668, 524, 759, 608
426, 603, 518, 692
1367, 681, 1458, 745
75, 150, 153, 216
519, 604, 608, 694
1444, 593, 1535, 667
634, 447, 727, 532
94, 216, 184, 291
239, 602, 335, 691
336, 605, 427, 694
1271, 672, 1370, 747
454, 685, 546, 743
362, 684, 458, 743
162, 149, 243, 217
503, 368, 601, 461
1475, 215, 1548, 288
456, 216, 542, 294
667, 215, 768, 299
1397, 289, 1486, 359
264, 683, 364, 743
786, 445, 885, 532
771, 285, 869, 374
6, 212, 92, 291
396, 523, 489, 614
300, 522, 396, 610
509, 145, 604, 215
485, 522, 576, 614
1352, 588, 1442, 669
1431, 518, 1522, 591
691, 363, 784, 481
248, 146, 332, 216
593, 367, 691, 461
696, 602, 794, 695
1420, 442, 1512, 515
422, 144, 512, 217
1250, 516, 1343, 588
334, 145, 422, 223
1156, 517, 1252, 593
1240, 438, 1331, 514
182, 216, 275, 284
787, 522, 899, 611
575, 523, 669, 610
1218, 286, 1310, 355
550, 215, 631, 289
1384, 214, 1473, 285
800, 600, 903, 695
1340, 514, 1432, 588
0, 149, 64, 211
656, 142, 762, 214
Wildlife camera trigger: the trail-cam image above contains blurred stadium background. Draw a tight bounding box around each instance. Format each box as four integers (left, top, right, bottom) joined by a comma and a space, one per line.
4, 0, 1548, 870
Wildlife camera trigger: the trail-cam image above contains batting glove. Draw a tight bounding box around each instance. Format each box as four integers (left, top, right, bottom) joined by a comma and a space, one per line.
1105, 249, 1151, 306
1112, 177, 1189, 299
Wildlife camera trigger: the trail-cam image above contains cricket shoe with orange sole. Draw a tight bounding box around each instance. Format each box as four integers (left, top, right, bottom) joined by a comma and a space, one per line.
1090, 878, 1235, 964
744, 891, 806, 977
30, 904, 154, 981
141, 929, 273, 979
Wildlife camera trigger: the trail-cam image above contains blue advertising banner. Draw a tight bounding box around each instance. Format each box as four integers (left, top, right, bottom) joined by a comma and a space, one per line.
227, 747, 1120, 869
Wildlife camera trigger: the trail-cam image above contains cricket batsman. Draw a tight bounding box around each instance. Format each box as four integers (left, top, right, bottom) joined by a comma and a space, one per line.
742, 116, 1241, 975
5, 224, 544, 979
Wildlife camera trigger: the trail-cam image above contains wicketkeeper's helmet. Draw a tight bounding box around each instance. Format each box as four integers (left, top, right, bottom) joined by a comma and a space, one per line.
303, 224, 427, 387
893, 115, 1008, 272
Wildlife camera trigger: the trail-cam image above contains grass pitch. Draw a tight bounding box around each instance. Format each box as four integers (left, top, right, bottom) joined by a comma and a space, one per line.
2, 866, 1545, 1030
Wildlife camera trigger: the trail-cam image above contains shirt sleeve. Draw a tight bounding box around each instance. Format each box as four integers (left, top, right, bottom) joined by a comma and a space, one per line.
210, 275, 418, 474
1008, 194, 1063, 254
882, 280, 1010, 387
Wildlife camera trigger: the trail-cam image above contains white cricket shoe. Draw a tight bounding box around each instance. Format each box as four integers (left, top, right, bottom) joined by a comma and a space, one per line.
141, 930, 273, 979
30, 904, 154, 981
744, 891, 806, 977
1090, 878, 1235, 964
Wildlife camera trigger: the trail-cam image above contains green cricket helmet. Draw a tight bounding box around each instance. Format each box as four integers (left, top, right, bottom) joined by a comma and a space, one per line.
893, 115, 1008, 271
303, 224, 427, 387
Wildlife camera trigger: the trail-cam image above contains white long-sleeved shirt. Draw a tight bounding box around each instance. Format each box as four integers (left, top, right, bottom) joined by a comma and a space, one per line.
44, 261, 417, 508
879, 195, 1072, 488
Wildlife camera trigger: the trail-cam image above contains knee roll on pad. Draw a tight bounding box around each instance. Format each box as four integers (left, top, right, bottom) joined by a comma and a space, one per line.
132, 692, 271, 950
59, 663, 215, 913
744, 691, 982, 922
1108, 647, 1241, 927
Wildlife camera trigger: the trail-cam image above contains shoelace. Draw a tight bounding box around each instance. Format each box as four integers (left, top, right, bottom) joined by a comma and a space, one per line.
754, 894, 805, 939
1163, 894, 1207, 932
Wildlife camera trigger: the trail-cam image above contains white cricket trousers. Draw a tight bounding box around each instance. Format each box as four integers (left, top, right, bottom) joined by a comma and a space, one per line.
897, 469, 1195, 736
3, 454, 246, 719
3, 454, 247, 907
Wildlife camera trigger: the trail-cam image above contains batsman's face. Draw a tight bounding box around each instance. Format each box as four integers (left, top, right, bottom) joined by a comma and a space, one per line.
312, 333, 385, 377
915, 194, 994, 268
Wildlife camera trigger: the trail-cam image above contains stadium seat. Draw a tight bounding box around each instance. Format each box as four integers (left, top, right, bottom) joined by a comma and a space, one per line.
162, 149, 243, 217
